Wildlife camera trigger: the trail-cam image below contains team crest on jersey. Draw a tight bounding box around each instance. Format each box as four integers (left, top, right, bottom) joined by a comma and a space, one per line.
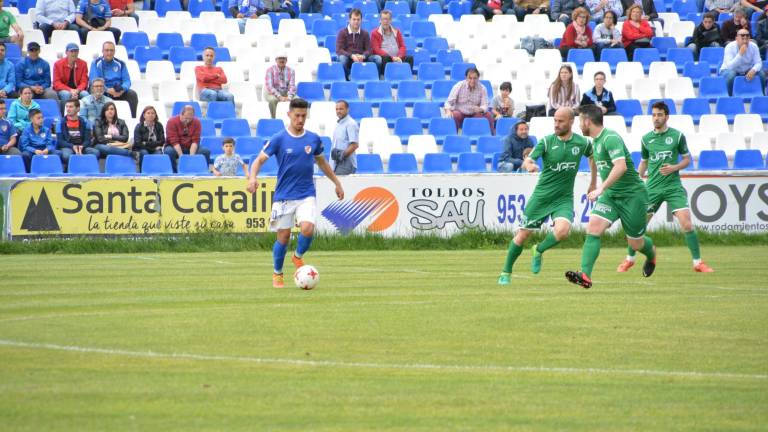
36, 68, 43, 74
304, 145, 312, 154
665, 137, 673, 145
0, 124, 7, 132
2, 16, 8, 23
112, 65, 118, 72
572, 147, 580, 155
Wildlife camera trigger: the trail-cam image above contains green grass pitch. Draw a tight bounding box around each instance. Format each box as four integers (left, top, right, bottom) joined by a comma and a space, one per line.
1, 246, 766, 431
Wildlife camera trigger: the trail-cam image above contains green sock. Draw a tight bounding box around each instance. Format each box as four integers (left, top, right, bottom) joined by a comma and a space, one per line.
581, 234, 601, 278
638, 236, 655, 259
684, 230, 701, 260
503, 241, 524, 273
536, 232, 560, 254
626, 244, 636, 258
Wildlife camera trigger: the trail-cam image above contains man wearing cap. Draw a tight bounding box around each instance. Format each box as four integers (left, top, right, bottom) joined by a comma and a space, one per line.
34, 0, 79, 44
263, 52, 296, 119
15, 42, 57, 100
195, 47, 234, 103
53, 43, 89, 105
90, 41, 137, 117
0, 2, 23, 49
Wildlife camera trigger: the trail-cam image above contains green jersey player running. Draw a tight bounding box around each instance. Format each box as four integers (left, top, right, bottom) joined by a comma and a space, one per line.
565, 105, 657, 289
616, 101, 714, 273
498, 108, 595, 285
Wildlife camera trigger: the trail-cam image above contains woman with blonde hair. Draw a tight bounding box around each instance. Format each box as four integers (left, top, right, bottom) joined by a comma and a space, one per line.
547, 64, 580, 116
622, 4, 654, 60
559, 7, 595, 59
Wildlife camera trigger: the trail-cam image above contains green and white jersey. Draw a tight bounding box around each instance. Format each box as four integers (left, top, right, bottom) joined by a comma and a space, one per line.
528, 133, 593, 200
641, 127, 689, 192
591, 127, 645, 198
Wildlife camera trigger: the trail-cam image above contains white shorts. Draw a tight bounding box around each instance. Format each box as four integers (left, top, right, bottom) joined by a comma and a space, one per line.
270, 196, 316, 231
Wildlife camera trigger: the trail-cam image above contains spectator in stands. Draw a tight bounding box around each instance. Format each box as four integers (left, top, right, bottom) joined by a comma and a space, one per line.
370, 10, 414, 76
57, 99, 98, 165
720, 28, 765, 94
0, 44, 16, 100
0, 3, 24, 49
75, 0, 122, 44
53, 43, 90, 106
195, 47, 234, 103
8, 87, 40, 132
80, 78, 112, 125
260, 0, 296, 17
491, 81, 514, 121
264, 52, 296, 119
34, 0, 79, 44
133, 105, 165, 164
515, 0, 550, 21
472, 0, 518, 20
108, 0, 138, 24
336, 8, 380, 81
552, 0, 586, 24
331, 99, 359, 175
721, 8, 751, 42
212, 137, 248, 176
20, 108, 59, 171
410, 0, 446, 14
16, 42, 58, 100
93, 101, 131, 158
621, 4, 654, 60
705, 0, 740, 19
560, 7, 595, 59
90, 41, 138, 118
232, 0, 262, 33
754, 9, 768, 56
548, 64, 580, 116
300, 0, 323, 14
619, 0, 657, 21
0, 100, 20, 156
593, 10, 622, 55
586, 0, 622, 22
444, 67, 495, 134
741, 0, 768, 18
580, 71, 617, 115
164, 105, 211, 169
497, 121, 533, 172
687, 12, 723, 59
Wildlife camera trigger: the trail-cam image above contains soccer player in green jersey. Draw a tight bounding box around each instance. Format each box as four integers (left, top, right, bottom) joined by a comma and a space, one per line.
498, 108, 595, 285
565, 105, 657, 289
616, 101, 714, 273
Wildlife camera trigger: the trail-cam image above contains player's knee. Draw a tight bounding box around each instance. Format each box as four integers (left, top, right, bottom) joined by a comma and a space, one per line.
627, 237, 644, 250
276, 230, 291, 244
300, 223, 315, 237
514, 229, 530, 245
553, 225, 570, 240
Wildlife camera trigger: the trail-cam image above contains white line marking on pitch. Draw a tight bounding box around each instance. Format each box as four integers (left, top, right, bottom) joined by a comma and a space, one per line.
136, 256, 156, 261
0, 339, 764, 381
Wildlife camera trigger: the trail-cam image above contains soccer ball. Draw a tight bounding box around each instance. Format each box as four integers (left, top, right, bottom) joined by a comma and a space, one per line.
294, 265, 319, 290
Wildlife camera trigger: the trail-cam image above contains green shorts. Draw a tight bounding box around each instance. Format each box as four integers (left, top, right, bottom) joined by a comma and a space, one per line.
647, 186, 689, 215
519, 194, 574, 230
591, 190, 649, 239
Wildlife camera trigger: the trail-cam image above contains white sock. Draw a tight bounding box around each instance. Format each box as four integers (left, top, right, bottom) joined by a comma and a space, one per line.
693, 259, 701, 266
626, 255, 636, 262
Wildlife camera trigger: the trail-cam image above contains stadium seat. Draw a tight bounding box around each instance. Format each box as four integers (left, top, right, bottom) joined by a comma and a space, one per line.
616, 99, 643, 126
495, 117, 520, 137
387, 152, 418, 173
155, 0, 183, 17
141, 154, 173, 175
412, 101, 441, 127
317, 62, 346, 88
172, 101, 202, 118
733, 114, 764, 137
450, 62, 476, 81
600, 48, 628, 73
353, 1, 379, 15
750, 95, 768, 121
394, 117, 423, 144
67, 154, 100, 176
348, 101, 373, 119
697, 150, 729, 170
38, 99, 61, 121
0, 155, 27, 176
699, 77, 729, 101
666, 48, 694, 73
461, 117, 491, 143
359, 117, 390, 149
190, 33, 218, 54
206, 101, 236, 127
297, 81, 326, 103
423, 37, 450, 57
431, 80, 457, 104
666, 77, 696, 103
221, 119, 252, 137
732, 76, 764, 101
732, 149, 765, 170
714, 132, 746, 158
322, 1, 345, 17
416, 0, 443, 18
632, 78, 662, 103
187, 0, 216, 17
350, 62, 380, 87
177, 154, 211, 175
256, 119, 285, 138
646, 98, 677, 114
442, 135, 471, 162
752, 131, 768, 153
356, 153, 384, 174
397, 80, 427, 106
411, 48, 431, 72
371, 135, 403, 162
422, 152, 452, 173
715, 97, 745, 123
410, 21, 437, 43
30, 155, 64, 176
169, 46, 197, 73
122, 32, 150, 58
202, 136, 224, 156
477, 136, 502, 161
567, 49, 595, 74
384, 62, 413, 88
236, 137, 264, 160
156, 32, 185, 59
630, 151, 642, 169
105, 155, 137, 175
417, 62, 446, 87
698, 114, 729, 140
681, 97, 710, 124
682, 61, 711, 87
379, 102, 407, 128
259, 156, 278, 176
407, 134, 439, 161
633, 49, 661, 73
363, 81, 394, 106
699, 47, 724, 72
134, 46, 163, 72
436, 49, 464, 74
329, 81, 360, 102
200, 118, 216, 137
456, 152, 487, 173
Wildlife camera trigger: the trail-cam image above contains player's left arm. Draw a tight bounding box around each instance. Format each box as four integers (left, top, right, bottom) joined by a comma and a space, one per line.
588, 156, 597, 193
637, 159, 648, 178
315, 155, 345, 200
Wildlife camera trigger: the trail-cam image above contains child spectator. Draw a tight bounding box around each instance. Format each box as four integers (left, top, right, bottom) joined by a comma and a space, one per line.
491, 81, 514, 121
213, 137, 248, 176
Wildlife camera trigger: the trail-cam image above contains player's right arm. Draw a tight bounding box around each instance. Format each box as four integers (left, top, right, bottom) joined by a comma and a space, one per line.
523, 138, 545, 172
246, 151, 269, 193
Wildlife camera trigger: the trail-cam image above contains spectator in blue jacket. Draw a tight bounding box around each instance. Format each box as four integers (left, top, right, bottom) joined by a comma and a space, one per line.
0, 44, 16, 99
34, 0, 79, 43
15, 42, 57, 100
90, 41, 137, 117
57, 99, 97, 165
75, 0, 121, 44
20, 108, 60, 171
0, 100, 20, 156
498, 121, 534, 172
8, 86, 41, 132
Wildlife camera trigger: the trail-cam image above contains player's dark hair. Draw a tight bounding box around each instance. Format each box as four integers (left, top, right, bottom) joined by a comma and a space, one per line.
222, 137, 235, 146
578, 104, 603, 126
465, 67, 480, 78
500, 81, 511, 91
651, 100, 670, 116
289, 98, 309, 111
336, 99, 349, 108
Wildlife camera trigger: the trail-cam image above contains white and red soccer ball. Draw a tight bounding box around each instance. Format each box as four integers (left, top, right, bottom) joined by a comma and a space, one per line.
294, 265, 319, 290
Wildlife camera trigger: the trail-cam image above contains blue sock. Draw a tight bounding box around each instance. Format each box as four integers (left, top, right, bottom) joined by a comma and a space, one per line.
296, 233, 313, 258
273, 240, 288, 274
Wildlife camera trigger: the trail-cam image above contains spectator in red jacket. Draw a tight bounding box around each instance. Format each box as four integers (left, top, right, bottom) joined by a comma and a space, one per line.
559, 7, 594, 60
163, 104, 211, 171
53, 43, 89, 105
622, 4, 654, 60
370, 9, 414, 76
194, 47, 233, 102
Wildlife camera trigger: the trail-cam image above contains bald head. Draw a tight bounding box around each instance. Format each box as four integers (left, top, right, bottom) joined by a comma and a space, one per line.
554, 108, 575, 138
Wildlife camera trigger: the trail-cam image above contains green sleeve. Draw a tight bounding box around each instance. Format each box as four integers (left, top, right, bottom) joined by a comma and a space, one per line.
528, 137, 546, 161
605, 135, 626, 162
640, 136, 649, 160
584, 140, 593, 157
677, 133, 689, 156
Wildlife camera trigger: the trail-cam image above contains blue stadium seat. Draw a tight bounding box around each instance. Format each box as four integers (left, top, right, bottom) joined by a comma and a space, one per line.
37, 99, 61, 121
206, 101, 236, 127
616, 99, 642, 126
156, 32, 184, 59
134, 46, 163, 72
600, 48, 628, 73
461, 117, 491, 141
733, 149, 765, 169
155, 0, 183, 17
412, 101, 442, 127
201, 136, 223, 156
188, 0, 216, 17
169, 46, 197, 73
329, 81, 359, 101
67, 154, 100, 176
173, 101, 202, 118
301, 13, 323, 33
259, 155, 278, 175
348, 101, 373, 119
697, 150, 729, 170
385, 0, 411, 16
388, 152, 418, 173
30, 155, 63, 176
141, 154, 173, 175
417, 62, 445, 87
384, 62, 413, 87
0, 155, 27, 176
190, 33, 218, 54
477, 136, 502, 161
578, 157, 590, 172
651, 37, 677, 58
699, 77, 729, 101
297, 81, 326, 103
17, 0, 36, 14
480, 80, 494, 100
256, 119, 285, 138
447, 0, 472, 19
437, 49, 464, 73
495, 117, 520, 137
749, 95, 768, 121
397, 80, 427, 106
566, 49, 595, 73
357, 153, 384, 173
450, 62, 476, 80
671, 0, 698, 16
681, 97, 711, 124
699, 47, 724, 72
630, 151, 642, 168
732, 76, 764, 101
221, 118, 251, 137
633, 48, 660, 73
646, 98, 677, 114
267, 13, 291, 33
683, 61, 710, 87
422, 152, 452, 173
178, 154, 211, 176
686, 12, 703, 23
666, 48, 694, 73
410, 20, 437, 43
122, 32, 150, 59
431, 79, 457, 104
717, 12, 733, 24
353, 0, 379, 14
331, 13, 348, 28
4, 43, 21, 62
322, 0, 346, 16
715, 96, 745, 123
428, 117, 457, 144
213, 47, 231, 62
423, 37, 449, 57
235, 137, 263, 161
457, 152, 487, 172
442, 135, 471, 162
350, 62, 380, 87
379, 102, 407, 128
105, 155, 137, 175
317, 62, 346, 88
416, 0, 443, 17
394, 117, 423, 144
200, 118, 215, 137
322, 36, 337, 53
411, 48, 431, 72
363, 81, 393, 106
320, 136, 332, 161
312, 19, 338, 40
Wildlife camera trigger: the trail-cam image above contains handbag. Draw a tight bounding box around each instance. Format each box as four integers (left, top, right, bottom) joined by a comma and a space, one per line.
523, 104, 546, 121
